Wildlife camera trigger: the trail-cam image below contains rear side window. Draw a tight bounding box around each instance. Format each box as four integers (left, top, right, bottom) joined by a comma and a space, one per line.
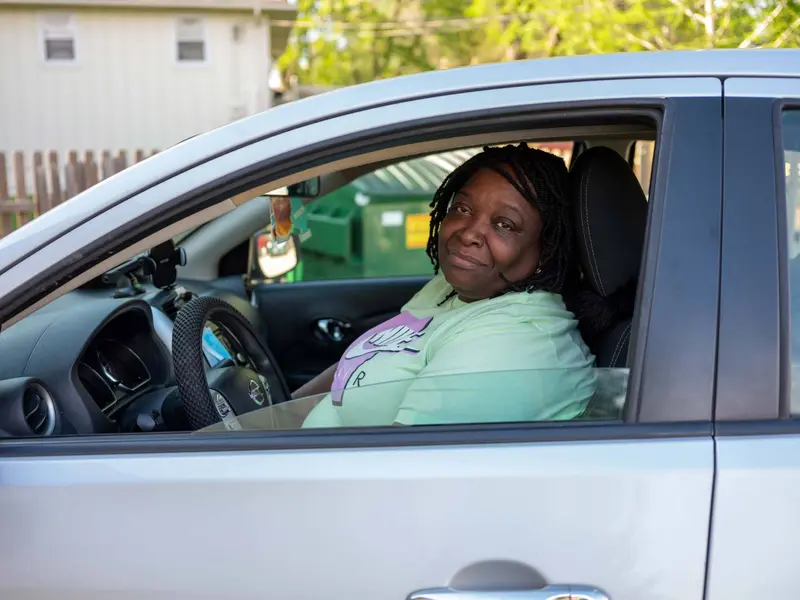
782, 110, 800, 411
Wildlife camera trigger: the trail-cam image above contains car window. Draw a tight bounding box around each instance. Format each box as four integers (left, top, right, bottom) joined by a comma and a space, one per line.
783, 110, 800, 412
0, 122, 662, 440
196, 368, 630, 433
288, 148, 478, 283
239, 135, 656, 432
259, 144, 574, 284
256, 140, 655, 285
632, 140, 655, 197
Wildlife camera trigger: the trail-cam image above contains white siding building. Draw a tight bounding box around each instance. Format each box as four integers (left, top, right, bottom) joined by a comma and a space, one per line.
0, 0, 296, 167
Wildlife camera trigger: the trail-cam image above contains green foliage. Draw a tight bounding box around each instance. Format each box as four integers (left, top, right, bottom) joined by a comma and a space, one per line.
277, 0, 800, 86
278, 0, 435, 86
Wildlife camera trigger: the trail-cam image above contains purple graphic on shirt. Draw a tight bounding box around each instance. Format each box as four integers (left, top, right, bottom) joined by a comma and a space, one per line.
331, 312, 432, 406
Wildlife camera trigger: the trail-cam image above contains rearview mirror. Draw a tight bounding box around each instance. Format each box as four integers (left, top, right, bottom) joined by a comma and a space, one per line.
265, 177, 321, 198
247, 230, 299, 284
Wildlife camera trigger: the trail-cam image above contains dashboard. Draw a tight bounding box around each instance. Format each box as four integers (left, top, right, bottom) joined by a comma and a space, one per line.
0, 277, 265, 437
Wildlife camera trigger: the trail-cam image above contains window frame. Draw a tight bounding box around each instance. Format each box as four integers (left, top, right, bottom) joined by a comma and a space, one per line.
625, 95, 722, 424
38, 12, 78, 65
715, 78, 800, 427
777, 102, 800, 420
174, 15, 207, 65
0, 78, 723, 456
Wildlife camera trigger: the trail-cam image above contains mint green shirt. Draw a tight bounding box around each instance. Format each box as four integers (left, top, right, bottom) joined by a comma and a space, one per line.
302, 274, 596, 428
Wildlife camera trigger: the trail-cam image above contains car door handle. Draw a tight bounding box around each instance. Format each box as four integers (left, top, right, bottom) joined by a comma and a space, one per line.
408, 585, 609, 600
316, 318, 351, 342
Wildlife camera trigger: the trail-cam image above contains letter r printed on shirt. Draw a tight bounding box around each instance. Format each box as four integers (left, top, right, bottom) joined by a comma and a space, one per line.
331, 312, 432, 405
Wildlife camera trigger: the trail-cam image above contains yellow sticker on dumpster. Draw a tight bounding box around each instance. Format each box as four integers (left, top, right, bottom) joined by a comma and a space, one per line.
405, 213, 429, 249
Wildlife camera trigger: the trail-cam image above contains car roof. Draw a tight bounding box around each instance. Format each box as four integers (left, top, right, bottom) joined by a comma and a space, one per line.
1, 48, 797, 275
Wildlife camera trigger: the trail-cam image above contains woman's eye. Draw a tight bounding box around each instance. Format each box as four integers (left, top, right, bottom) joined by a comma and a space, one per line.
452, 204, 469, 214
497, 220, 515, 231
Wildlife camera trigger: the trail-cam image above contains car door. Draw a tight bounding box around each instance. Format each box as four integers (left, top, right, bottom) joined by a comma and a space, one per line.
706, 77, 800, 599
0, 75, 721, 600
255, 275, 430, 390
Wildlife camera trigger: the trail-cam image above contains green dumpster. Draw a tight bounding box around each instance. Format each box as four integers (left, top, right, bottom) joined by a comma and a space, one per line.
289, 149, 479, 282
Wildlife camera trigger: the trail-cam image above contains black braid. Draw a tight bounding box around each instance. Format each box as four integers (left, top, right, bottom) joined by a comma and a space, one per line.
427, 143, 578, 302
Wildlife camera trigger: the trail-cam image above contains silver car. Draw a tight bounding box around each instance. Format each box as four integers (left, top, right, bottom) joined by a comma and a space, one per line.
0, 49, 799, 600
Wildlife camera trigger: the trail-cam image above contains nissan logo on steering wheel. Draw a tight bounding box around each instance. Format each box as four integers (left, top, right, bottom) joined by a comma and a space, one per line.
248, 379, 265, 406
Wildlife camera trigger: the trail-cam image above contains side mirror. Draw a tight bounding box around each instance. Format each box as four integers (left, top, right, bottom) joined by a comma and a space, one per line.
247, 230, 299, 284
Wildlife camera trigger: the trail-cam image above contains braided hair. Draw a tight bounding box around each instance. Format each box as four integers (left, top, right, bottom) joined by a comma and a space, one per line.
427, 143, 578, 305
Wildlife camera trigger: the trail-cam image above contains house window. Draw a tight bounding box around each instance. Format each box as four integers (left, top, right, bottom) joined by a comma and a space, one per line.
39, 13, 76, 62
176, 17, 205, 62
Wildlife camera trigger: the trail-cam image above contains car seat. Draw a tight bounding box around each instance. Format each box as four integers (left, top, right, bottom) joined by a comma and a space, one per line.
568, 145, 648, 368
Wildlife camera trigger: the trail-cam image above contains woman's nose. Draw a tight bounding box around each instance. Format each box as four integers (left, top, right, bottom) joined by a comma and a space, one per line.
458, 220, 485, 246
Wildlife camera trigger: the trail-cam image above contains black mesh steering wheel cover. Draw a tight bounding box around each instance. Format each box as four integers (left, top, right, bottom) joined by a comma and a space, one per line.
172, 296, 290, 430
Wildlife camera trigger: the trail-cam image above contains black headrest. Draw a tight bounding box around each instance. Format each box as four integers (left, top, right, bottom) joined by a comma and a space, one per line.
569, 146, 647, 297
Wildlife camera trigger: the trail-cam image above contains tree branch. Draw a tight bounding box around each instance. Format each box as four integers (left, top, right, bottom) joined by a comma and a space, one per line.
544, 24, 560, 55
584, 17, 601, 53
704, 0, 713, 46
716, 9, 731, 38
623, 30, 659, 50
739, 1, 786, 48
665, 0, 706, 25
772, 14, 800, 47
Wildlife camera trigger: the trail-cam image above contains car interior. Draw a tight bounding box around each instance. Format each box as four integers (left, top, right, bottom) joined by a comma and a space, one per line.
0, 122, 656, 438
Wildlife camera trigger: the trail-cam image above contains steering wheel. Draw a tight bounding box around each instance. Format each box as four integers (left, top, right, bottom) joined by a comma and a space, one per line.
172, 296, 290, 430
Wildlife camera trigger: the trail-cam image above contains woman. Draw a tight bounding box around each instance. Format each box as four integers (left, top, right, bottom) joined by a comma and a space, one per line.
296, 143, 596, 427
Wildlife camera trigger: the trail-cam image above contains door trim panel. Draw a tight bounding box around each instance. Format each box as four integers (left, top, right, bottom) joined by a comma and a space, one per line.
255, 276, 431, 390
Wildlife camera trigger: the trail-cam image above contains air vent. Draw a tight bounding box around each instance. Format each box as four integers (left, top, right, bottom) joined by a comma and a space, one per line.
22, 383, 56, 436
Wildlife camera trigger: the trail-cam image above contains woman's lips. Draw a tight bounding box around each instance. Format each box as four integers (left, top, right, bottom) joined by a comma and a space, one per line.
446, 248, 487, 269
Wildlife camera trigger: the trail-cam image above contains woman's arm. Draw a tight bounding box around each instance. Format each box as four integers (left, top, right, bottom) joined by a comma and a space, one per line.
291, 362, 338, 400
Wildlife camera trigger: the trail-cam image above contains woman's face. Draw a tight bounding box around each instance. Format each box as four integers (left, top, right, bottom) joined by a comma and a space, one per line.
437, 167, 543, 302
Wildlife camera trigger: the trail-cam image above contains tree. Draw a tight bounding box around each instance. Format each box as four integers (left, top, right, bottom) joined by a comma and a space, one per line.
278, 0, 435, 87
464, 0, 795, 57
747, 0, 800, 48
277, 0, 800, 87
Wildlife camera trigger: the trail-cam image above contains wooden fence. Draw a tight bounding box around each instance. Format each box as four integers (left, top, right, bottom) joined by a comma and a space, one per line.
0, 149, 158, 239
